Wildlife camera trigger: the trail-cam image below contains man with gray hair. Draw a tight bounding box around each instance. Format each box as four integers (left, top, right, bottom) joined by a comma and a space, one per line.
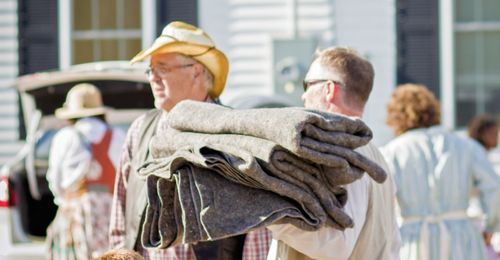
109, 21, 271, 259
267, 47, 401, 259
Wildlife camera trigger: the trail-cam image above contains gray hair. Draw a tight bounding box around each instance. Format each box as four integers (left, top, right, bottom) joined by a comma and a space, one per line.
177, 54, 214, 93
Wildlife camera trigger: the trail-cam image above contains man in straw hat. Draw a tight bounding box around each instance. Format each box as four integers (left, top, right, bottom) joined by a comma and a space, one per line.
46, 83, 126, 259
266, 47, 401, 259
109, 21, 271, 259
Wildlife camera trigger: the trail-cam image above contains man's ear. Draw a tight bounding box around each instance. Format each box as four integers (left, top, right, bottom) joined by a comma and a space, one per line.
193, 63, 203, 78
325, 81, 337, 102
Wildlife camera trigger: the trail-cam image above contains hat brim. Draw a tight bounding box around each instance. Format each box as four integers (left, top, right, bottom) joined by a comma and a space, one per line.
131, 40, 228, 98
55, 107, 107, 120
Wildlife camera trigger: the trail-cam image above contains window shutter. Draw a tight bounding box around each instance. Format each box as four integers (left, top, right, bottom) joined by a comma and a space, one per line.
157, 0, 198, 33
396, 0, 440, 98
18, 0, 59, 75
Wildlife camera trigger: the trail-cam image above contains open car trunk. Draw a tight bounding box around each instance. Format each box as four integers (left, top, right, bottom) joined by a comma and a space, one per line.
11, 61, 154, 238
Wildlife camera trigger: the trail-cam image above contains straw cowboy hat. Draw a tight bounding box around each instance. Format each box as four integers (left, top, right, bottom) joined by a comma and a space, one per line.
55, 83, 107, 120
130, 21, 229, 98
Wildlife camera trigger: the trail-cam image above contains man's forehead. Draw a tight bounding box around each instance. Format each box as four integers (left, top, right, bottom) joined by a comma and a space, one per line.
305, 59, 341, 82
150, 52, 183, 65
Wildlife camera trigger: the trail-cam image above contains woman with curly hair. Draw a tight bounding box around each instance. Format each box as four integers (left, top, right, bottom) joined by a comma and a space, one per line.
381, 84, 500, 260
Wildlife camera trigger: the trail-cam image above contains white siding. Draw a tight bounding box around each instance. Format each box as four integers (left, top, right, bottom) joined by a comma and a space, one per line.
201, 0, 336, 101
335, 0, 396, 146
0, 0, 22, 165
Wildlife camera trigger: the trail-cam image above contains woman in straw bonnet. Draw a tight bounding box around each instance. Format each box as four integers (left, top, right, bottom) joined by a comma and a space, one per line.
45, 83, 126, 259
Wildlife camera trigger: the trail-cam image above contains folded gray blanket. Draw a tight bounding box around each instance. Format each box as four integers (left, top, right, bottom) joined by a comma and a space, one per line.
166, 100, 386, 183
138, 101, 389, 248
151, 128, 353, 222
139, 145, 343, 248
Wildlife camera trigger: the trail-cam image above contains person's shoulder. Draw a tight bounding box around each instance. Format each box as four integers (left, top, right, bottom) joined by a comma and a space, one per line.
382, 128, 430, 154
111, 126, 127, 140
357, 142, 390, 171
53, 125, 79, 140
356, 142, 380, 158
123, 109, 162, 148
128, 109, 161, 131
455, 134, 486, 154
436, 129, 481, 150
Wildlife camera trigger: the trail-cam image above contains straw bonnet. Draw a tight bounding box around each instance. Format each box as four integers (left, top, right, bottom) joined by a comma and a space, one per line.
130, 21, 229, 98
55, 83, 107, 120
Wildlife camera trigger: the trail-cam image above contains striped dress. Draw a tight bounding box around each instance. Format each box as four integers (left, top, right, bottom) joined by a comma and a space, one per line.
382, 126, 500, 260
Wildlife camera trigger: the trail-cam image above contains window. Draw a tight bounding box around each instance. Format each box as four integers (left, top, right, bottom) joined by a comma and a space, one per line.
454, 0, 500, 126
71, 0, 142, 64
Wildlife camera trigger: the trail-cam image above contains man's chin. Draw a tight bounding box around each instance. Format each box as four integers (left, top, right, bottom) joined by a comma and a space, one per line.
155, 99, 169, 110
156, 101, 177, 112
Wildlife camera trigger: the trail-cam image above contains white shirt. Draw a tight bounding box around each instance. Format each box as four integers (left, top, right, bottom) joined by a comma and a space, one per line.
46, 117, 126, 204
267, 143, 401, 260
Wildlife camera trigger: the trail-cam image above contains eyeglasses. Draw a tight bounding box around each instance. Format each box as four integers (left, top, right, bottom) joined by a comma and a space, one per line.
145, 63, 195, 78
302, 79, 344, 92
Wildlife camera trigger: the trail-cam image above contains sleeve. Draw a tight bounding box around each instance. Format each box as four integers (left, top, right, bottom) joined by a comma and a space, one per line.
109, 127, 127, 169
267, 224, 352, 260
46, 127, 92, 202
469, 142, 500, 232
267, 175, 370, 260
109, 116, 142, 249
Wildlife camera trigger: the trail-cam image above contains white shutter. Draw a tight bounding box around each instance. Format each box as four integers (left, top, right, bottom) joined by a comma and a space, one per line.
0, 0, 22, 165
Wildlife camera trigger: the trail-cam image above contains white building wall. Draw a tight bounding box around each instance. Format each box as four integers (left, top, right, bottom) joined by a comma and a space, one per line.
201, 0, 336, 102
200, 0, 397, 145
0, 0, 22, 165
335, 0, 396, 145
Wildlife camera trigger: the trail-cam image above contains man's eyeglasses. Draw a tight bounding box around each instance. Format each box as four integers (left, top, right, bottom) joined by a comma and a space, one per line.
302, 79, 344, 92
145, 63, 195, 78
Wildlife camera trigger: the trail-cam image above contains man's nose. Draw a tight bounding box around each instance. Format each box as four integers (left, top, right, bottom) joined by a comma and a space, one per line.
149, 71, 162, 82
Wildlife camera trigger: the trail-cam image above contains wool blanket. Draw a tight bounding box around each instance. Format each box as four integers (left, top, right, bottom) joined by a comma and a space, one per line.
166, 100, 386, 183
139, 144, 342, 248
138, 101, 388, 248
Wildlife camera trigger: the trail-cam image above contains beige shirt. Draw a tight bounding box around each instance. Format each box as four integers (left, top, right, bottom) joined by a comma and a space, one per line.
267, 142, 401, 260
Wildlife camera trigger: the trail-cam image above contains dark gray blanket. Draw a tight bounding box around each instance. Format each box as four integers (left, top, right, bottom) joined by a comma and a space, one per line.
139, 145, 345, 248
166, 100, 386, 183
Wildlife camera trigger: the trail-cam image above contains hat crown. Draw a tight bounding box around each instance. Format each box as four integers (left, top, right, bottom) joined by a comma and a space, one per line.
65, 83, 103, 110
55, 83, 107, 119
161, 21, 214, 47
130, 21, 229, 98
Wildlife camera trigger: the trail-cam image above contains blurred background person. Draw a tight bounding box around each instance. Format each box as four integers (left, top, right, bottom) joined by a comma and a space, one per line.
382, 83, 500, 260
469, 115, 499, 152
468, 114, 500, 260
45, 83, 126, 259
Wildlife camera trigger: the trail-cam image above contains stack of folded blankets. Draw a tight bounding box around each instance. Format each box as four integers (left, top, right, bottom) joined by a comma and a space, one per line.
137, 100, 387, 249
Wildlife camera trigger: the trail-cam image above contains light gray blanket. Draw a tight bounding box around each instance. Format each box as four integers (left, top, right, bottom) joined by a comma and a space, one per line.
139, 144, 344, 248
151, 128, 352, 223
166, 100, 386, 183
